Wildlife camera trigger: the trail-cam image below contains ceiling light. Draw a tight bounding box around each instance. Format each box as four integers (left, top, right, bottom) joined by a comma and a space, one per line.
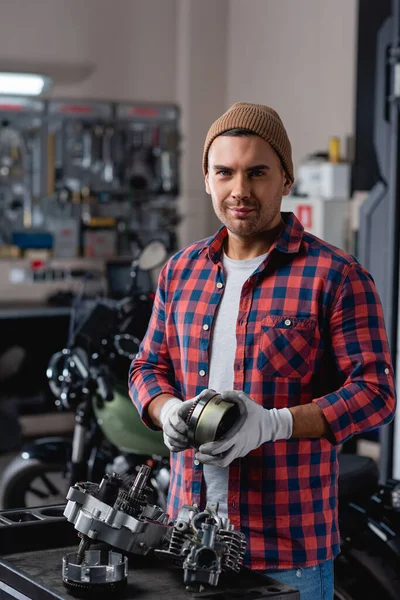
0, 73, 52, 96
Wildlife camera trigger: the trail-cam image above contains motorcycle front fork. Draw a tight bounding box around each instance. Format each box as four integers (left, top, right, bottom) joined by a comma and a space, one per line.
69, 400, 98, 485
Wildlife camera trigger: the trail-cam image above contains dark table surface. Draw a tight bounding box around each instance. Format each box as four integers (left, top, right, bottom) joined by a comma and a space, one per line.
0, 545, 299, 600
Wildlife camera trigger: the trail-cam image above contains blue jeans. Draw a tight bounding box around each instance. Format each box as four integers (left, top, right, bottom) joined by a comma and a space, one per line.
260, 559, 334, 600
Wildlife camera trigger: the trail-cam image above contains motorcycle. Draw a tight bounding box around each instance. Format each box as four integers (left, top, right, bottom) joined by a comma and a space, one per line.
334, 452, 400, 600
0, 240, 170, 510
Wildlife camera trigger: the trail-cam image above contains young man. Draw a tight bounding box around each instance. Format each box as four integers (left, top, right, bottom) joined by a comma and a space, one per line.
129, 102, 396, 599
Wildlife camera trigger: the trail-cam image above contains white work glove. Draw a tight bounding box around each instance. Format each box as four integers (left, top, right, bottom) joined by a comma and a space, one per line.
195, 390, 293, 467
159, 389, 217, 452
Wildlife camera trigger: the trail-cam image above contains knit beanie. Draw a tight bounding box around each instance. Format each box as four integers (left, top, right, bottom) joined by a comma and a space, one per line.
203, 102, 294, 182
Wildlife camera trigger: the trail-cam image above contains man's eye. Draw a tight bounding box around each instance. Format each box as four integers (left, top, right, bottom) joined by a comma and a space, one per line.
216, 170, 231, 176
249, 170, 265, 177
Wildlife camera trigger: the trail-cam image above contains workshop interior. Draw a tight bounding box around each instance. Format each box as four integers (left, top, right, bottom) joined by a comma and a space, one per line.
0, 0, 399, 599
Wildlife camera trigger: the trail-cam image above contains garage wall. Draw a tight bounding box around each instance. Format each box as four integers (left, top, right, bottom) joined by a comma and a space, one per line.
227, 0, 358, 172
175, 0, 229, 247
0, 0, 178, 101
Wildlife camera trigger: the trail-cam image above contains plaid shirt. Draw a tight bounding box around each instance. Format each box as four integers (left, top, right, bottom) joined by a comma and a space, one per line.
129, 212, 396, 570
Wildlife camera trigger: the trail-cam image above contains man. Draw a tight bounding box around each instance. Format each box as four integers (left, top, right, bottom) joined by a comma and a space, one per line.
129, 102, 396, 599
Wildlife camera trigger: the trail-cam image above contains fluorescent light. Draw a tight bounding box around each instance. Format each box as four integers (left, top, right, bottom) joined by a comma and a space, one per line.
0, 73, 52, 96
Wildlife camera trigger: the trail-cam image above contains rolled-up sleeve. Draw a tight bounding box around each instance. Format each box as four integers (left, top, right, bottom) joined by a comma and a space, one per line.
313, 262, 397, 445
128, 264, 181, 428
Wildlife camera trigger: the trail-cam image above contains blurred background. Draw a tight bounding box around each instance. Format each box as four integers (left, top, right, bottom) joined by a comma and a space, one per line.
0, 0, 397, 512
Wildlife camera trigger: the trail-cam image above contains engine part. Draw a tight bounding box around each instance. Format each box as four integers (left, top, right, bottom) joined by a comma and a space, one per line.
96, 473, 123, 505
113, 463, 152, 517
186, 393, 240, 449
183, 516, 222, 589
155, 501, 246, 591
62, 550, 128, 597
64, 465, 170, 556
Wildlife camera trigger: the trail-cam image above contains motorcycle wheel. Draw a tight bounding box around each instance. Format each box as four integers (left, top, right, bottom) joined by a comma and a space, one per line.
0, 456, 69, 509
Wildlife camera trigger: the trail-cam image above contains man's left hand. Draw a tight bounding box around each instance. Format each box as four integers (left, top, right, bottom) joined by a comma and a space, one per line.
195, 390, 293, 467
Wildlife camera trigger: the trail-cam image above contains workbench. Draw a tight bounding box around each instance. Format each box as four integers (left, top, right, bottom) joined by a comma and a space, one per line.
0, 546, 299, 600
0, 505, 299, 600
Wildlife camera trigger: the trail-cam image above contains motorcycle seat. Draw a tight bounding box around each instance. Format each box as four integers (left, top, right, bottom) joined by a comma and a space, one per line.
338, 453, 379, 502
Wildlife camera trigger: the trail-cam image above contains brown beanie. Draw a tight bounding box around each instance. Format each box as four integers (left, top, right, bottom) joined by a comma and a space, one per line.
203, 102, 294, 182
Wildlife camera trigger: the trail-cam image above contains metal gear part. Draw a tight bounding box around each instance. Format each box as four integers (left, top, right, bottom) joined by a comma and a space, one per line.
186, 393, 240, 449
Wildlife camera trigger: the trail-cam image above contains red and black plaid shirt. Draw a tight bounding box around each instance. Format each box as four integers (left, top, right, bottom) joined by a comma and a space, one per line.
129, 212, 396, 570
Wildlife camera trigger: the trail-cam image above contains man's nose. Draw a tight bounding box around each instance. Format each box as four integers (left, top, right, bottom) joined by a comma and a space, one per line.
231, 173, 250, 201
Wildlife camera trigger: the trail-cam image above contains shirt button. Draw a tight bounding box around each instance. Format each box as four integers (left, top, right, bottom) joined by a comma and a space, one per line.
203, 324, 209, 331
199, 369, 206, 376
194, 459, 200, 466
384, 367, 390, 375
284, 319, 292, 326
216, 282, 223, 289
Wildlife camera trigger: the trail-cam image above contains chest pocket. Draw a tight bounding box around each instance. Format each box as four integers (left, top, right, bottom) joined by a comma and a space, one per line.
257, 315, 317, 378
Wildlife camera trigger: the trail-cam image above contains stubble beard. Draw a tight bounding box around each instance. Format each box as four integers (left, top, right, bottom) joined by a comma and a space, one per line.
214, 201, 282, 238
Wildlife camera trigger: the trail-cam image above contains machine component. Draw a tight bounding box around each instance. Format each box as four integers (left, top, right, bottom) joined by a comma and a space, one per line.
186, 393, 240, 450
62, 550, 128, 597
114, 464, 152, 516
391, 481, 400, 510
370, 477, 400, 511
156, 502, 246, 591
64, 465, 170, 558
64, 468, 245, 592
96, 473, 123, 506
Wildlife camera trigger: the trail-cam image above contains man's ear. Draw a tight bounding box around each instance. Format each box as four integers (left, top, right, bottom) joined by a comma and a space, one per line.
282, 173, 292, 197
205, 172, 211, 195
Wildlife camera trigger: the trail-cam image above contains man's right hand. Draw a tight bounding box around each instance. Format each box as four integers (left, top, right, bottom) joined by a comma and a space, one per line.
159, 398, 195, 452
159, 389, 216, 452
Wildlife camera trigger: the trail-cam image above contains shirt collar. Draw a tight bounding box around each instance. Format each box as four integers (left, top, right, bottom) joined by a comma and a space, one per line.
201, 212, 304, 263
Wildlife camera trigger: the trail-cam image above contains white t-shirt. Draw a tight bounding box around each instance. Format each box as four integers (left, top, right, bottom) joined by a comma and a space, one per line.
204, 251, 268, 516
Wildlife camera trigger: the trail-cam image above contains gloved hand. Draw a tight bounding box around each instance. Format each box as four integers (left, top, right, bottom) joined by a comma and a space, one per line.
195, 390, 293, 467
159, 389, 217, 452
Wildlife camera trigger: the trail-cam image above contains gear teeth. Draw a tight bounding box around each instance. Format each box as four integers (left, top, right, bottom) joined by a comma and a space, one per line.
185, 398, 200, 425
114, 489, 140, 516
63, 578, 127, 598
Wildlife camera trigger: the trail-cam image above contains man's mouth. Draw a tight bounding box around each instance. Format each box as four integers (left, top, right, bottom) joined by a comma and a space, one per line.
229, 207, 255, 217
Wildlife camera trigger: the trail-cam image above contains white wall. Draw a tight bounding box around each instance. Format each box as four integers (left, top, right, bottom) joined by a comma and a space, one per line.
176, 0, 229, 247
227, 0, 358, 172
0, 0, 177, 101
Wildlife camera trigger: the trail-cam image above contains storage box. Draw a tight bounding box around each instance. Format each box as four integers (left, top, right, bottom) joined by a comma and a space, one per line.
320, 162, 351, 200
282, 195, 350, 251
47, 217, 79, 259
83, 228, 117, 258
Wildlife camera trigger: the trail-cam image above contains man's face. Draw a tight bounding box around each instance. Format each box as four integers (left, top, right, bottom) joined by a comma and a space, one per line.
205, 135, 292, 239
